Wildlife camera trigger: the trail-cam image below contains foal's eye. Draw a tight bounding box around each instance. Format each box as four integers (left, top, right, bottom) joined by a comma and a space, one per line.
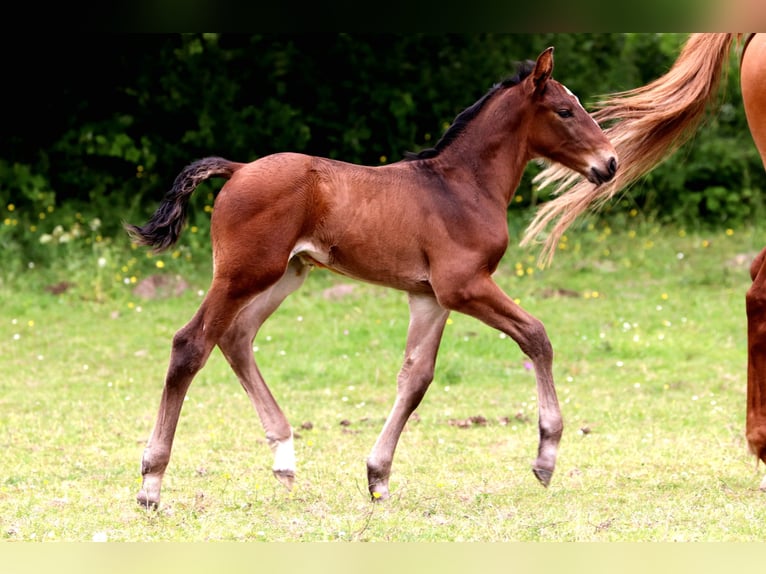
557, 109, 574, 118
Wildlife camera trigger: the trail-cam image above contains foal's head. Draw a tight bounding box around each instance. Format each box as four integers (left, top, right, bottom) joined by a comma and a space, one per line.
523, 47, 617, 185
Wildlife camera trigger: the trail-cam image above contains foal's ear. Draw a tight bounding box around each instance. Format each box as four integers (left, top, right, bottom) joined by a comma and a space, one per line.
532, 47, 555, 93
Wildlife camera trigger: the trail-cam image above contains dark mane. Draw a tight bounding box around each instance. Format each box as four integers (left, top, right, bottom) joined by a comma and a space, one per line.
403, 60, 535, 161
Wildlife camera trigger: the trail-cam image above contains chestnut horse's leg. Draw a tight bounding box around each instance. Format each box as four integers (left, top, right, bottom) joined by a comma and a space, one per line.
741, 33, 766, 490
367, 293, 450, 500
436, 274, 562, 487
217, 257, 310, 490
746, 248, 766, 491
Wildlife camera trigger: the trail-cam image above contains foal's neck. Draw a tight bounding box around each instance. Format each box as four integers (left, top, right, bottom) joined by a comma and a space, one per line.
435, 90, 532, 206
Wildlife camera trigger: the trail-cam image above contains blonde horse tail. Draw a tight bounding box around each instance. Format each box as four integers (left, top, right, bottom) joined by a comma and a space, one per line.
521, 33, 740, 265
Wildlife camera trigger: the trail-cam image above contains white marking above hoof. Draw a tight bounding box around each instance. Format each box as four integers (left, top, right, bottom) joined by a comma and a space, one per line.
270, 431, 296, 488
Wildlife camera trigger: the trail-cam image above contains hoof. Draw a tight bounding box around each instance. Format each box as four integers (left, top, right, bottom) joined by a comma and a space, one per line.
136, 489, 160, 510
370, 489, 390, 502
532, 467, 553, 487
760, 474, 766, 492
368, 482, 390, 502
273, 469, 295, 490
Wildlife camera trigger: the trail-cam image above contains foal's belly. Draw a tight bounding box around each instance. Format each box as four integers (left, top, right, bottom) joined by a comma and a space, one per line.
290, 239, 433, 294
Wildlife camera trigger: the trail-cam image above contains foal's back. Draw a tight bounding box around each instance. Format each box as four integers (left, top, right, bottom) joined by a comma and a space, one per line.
213, 151, 503, 293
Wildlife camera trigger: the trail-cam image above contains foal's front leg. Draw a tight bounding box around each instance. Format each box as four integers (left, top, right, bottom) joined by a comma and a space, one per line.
437, 274, 562, 487
367, 293, 450, 500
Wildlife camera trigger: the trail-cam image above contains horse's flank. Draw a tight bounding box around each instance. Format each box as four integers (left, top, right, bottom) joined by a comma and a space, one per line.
741, 33, 766, 489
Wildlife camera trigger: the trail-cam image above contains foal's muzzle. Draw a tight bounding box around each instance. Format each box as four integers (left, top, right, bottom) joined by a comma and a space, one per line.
588, 156, 618, 185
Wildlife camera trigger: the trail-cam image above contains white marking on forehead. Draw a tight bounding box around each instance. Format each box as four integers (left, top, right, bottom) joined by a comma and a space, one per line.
563, 83, 599, 127
562, 84, 582, 105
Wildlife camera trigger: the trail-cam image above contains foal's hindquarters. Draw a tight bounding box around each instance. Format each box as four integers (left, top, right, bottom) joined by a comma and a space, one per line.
136, 258, 311, 508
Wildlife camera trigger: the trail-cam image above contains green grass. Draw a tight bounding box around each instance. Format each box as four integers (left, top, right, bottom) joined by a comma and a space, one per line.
1, 214, 766, 541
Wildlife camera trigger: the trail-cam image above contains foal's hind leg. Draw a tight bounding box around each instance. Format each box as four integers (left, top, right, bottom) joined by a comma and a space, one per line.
217, 257, 310, 490
367, 293, 450, 500
137, 267, 287, 508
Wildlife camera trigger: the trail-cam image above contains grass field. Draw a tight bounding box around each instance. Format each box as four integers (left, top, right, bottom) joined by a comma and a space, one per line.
2, 213, 766, 541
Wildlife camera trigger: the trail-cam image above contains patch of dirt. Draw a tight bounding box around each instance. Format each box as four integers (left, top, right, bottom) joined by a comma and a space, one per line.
133, 274, 189, 299
450, 413, 530, 428
448, 415, 488, 428
727, 252, 759, 270
538, 287, 580, 299
44, 281, 74, 295
322, 283, 357, 300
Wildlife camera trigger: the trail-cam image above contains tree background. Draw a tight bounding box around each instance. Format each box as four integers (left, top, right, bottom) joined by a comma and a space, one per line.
2, 33, 763, 266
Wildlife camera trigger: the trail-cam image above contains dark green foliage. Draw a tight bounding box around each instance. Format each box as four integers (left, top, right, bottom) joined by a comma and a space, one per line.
1, 33, 764, 266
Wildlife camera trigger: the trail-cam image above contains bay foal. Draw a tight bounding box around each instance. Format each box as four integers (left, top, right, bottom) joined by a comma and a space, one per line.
126, 47, 617, 508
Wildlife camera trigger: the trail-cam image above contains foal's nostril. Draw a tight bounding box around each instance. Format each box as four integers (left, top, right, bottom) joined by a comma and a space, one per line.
588, 157, 617, 185
608, 157, 617, 177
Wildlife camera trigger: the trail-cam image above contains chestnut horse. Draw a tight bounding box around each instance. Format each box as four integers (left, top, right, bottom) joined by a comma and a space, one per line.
126, 47, 617, 508
520, 34, 766, 490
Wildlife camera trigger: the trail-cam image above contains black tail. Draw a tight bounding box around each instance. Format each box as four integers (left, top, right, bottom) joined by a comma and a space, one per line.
124, 157, 243, 253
